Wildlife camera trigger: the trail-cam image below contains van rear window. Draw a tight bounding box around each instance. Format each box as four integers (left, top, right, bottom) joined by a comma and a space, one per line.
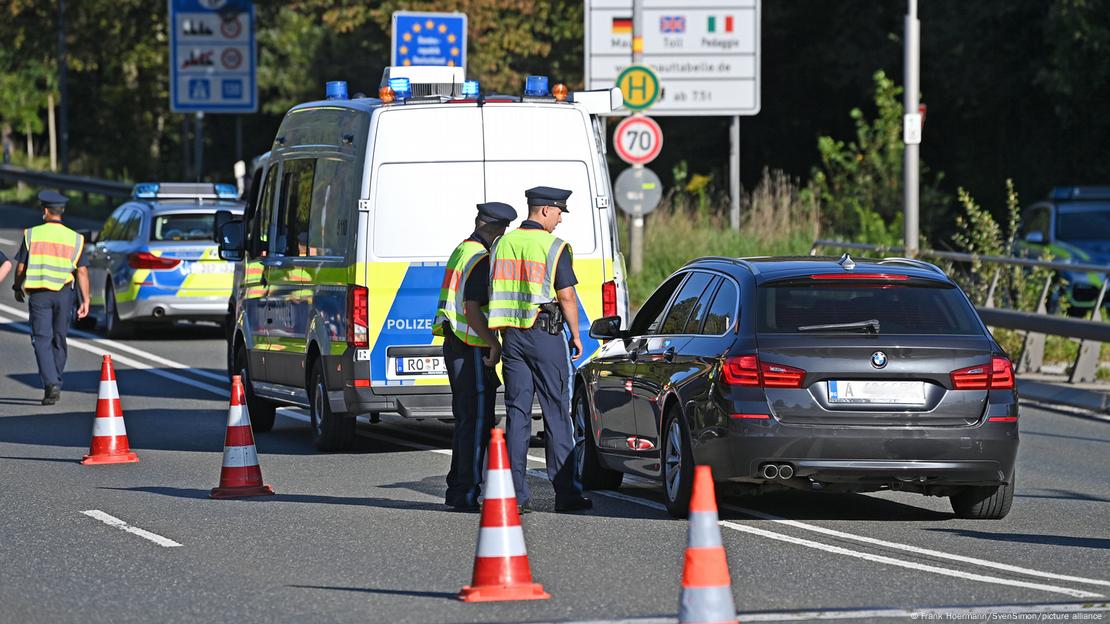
757, 283, 982, 335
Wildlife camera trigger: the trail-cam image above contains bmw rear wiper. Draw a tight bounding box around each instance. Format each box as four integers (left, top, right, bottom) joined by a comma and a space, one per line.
797, 319, 881, 334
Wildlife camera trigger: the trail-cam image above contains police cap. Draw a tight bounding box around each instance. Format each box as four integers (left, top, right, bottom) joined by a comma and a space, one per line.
525, 186, 572, 212
476, 201, 517, 226
38, 190, 68, 210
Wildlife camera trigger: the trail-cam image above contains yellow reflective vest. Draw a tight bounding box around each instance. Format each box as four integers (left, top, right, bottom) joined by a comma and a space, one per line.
487, 228, 568, 330
433, 239, 490, 347
22, 222, 83, 291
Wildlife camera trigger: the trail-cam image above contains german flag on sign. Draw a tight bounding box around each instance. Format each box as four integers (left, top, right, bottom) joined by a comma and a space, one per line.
612, 16, 632, 34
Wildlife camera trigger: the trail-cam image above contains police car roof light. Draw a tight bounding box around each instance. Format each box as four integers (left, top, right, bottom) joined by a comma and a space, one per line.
524, 75, 550, 97
133, 183, 160, 199
389, 77, 412, 100
215, 183, 239, 200
461, 80, 480, 97
326, 80, 349, 100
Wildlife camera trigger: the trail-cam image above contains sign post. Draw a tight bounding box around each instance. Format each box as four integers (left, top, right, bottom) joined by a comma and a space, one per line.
169, 0, 257, 179
391, 12, 467, 68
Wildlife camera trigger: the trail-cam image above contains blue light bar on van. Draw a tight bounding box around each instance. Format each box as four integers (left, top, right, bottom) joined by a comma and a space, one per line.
215, 183, 238, 199
326, 80, 348, 100
389, 77, 412, 100
524, 75, 550, 97
133, 183, 159, 199
461, 80, 480, 97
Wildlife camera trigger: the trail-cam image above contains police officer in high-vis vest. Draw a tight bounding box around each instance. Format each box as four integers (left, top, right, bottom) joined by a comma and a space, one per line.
434, 201, 517, 511
488, 186, 591, 514
13, 191, 91, 405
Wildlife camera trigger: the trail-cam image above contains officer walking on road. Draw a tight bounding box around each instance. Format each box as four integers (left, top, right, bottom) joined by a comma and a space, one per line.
488, 186, 591, 514
434, 202, 517, 511
12, 191, 91, 405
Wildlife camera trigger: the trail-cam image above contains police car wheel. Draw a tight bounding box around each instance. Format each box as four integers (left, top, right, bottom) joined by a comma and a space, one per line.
573, 386, 623, 491
309, 359, 354, 452
234, 345, 276, 432
103, 283, 132, 339
950, 469, 1015, 520
661, 407, 694, 519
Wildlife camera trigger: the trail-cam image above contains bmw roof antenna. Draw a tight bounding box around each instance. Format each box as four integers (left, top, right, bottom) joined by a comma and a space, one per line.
837, 253, 856, 271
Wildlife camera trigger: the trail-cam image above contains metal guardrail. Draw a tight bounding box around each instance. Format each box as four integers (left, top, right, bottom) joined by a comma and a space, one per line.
811, 239, 1110, 384
0, 164, 131, 200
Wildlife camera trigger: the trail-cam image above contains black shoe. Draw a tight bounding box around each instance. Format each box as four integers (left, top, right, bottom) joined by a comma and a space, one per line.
447, 501, 480, 513
517, 502, 532, 515
41, 385, 60, 406
554, 496, 593, 513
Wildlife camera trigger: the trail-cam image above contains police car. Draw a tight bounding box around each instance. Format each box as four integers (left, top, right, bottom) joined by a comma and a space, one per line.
87, 183, 244, 337
218, 68, 630, 450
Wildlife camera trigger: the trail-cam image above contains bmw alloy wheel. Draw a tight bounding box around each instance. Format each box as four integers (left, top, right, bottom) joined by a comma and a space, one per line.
664, 420, 683, 501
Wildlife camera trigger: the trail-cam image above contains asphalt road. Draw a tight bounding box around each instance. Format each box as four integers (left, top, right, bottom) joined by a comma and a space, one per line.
0, 205, 1108, 624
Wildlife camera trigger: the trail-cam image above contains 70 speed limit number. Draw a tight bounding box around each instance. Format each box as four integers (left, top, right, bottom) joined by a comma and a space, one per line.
613, 115, 663, 166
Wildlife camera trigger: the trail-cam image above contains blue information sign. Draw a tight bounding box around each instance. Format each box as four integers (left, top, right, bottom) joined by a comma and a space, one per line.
169, 0, 257, 113
391, 11, 467, 68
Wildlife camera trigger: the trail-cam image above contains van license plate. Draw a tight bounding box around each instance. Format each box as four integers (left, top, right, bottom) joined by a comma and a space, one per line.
828, 380, 926, 405
395, 356, 446, 376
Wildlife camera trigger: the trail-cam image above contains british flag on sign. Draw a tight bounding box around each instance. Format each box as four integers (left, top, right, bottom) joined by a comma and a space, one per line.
660, 15, 686, 33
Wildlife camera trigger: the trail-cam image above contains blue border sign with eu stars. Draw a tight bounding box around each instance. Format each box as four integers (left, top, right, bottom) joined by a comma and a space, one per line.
169, 0, 257, 113
391, 11, 467, 68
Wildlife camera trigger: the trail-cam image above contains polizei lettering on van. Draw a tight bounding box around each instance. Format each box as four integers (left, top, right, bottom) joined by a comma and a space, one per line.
387, 318, 435, 331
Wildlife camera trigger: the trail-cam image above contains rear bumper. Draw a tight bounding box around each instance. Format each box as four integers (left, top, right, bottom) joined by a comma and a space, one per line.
124, 294, 229, 321
340, 384, 516, 419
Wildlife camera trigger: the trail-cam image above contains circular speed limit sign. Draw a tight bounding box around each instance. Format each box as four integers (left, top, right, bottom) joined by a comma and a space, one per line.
613, 115, 663, 166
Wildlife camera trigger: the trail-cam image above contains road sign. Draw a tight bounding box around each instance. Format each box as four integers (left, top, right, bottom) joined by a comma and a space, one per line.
615, 167, 663, 216
614, 116, 663, 165
391, 12, 467, 68
584, 0, 761, 116
169, 0, 256, 113
616, 65, 660, 111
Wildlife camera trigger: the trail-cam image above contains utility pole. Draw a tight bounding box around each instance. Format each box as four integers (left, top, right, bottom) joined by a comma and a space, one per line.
729, 117, 740, 230
629, 0, 644, 275
194, 112, 204, 181
56, 0, 69, 173
903, 0, 921, 256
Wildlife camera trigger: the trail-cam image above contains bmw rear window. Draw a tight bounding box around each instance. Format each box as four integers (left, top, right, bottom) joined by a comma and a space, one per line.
153, 214, 214, 241
757, 282, 982, 335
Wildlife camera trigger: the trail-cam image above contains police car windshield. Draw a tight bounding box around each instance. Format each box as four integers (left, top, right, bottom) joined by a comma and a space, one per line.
1056, 203, 1110, 242
153, 214, 215, 242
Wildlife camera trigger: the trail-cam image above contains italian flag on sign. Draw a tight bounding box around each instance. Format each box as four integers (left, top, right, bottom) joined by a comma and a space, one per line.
707, 15, 734, 33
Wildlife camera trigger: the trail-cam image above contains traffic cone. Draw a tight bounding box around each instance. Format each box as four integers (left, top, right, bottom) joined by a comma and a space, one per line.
81, 355, 139, 465
678, 466, 739, 624
458, 428, 549, 602
210, 375, 274, 499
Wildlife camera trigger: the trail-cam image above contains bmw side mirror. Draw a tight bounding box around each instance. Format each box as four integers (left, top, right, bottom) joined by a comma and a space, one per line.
1024, 231, 1045, 244
218, 219, 245, 262
589, 315, 625, 340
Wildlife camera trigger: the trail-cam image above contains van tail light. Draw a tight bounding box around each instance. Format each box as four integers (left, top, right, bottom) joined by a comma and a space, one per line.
347, 285, 368, 347
950, 356, 1014, 390
128, 251, 181, 270
722, 355, 805, 388
602, 280, 617, 318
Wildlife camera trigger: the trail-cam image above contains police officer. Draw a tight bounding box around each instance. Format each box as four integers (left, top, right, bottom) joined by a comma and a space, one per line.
12, 191, 91, 405
488, 186, 591, 513
434, 201, 517, 511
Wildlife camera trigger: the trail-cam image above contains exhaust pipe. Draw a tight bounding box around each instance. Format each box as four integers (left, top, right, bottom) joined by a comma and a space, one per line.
152, 306, 166, 318
778, 464, 794, 479
760, 464, 779, 480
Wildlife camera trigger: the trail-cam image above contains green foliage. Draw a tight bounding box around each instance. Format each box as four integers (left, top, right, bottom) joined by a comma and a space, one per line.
809, 70, 948, 245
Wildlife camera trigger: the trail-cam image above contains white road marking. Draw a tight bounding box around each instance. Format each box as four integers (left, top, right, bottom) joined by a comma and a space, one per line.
0, 302, 228, 384
0, 236, 16, 245
0, 314, 227, 398
79, 510, 182, 548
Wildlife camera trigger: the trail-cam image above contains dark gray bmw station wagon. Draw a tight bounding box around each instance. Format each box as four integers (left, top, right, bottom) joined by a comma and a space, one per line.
577, 255, 1019, 519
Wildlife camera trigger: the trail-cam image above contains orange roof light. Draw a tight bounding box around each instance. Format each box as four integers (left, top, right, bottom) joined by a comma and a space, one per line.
552, 83, 569, 102
379, 86, 396, 103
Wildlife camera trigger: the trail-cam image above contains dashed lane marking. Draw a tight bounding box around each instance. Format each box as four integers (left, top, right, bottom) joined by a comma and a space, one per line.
79, 510, 182, 548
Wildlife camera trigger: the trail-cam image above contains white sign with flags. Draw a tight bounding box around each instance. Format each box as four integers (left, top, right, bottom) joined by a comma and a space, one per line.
585, 0, 760, 116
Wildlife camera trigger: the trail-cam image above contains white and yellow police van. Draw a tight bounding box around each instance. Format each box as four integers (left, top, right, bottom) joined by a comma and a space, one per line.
218, 68, 628, 450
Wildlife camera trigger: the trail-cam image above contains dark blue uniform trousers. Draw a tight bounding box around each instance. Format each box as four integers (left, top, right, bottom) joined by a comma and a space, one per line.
443, 330, 497, 507
28, 287, 75, 389
501, 321, 584, 506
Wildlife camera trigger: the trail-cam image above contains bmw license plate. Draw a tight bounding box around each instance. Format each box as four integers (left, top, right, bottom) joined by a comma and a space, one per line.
394, 356, 446, 376
828, 380, 926, 405
187, 262, 233, 274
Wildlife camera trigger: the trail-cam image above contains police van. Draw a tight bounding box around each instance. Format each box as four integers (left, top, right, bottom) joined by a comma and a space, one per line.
218, 68, 629, 450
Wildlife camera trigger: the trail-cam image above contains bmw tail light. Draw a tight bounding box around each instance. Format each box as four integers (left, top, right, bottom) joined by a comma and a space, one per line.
602, 280, 617, 318
951, 356, 1013, 390
128, 251, 180, 270
347, 285, 368, 347
722, 355, 806, 388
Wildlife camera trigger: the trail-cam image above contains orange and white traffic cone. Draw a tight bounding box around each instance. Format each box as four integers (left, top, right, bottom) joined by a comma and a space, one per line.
678, 466, 739, 624
210, 375, 274, 499
459, 428, 549, 602
81, 355, 139, 465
